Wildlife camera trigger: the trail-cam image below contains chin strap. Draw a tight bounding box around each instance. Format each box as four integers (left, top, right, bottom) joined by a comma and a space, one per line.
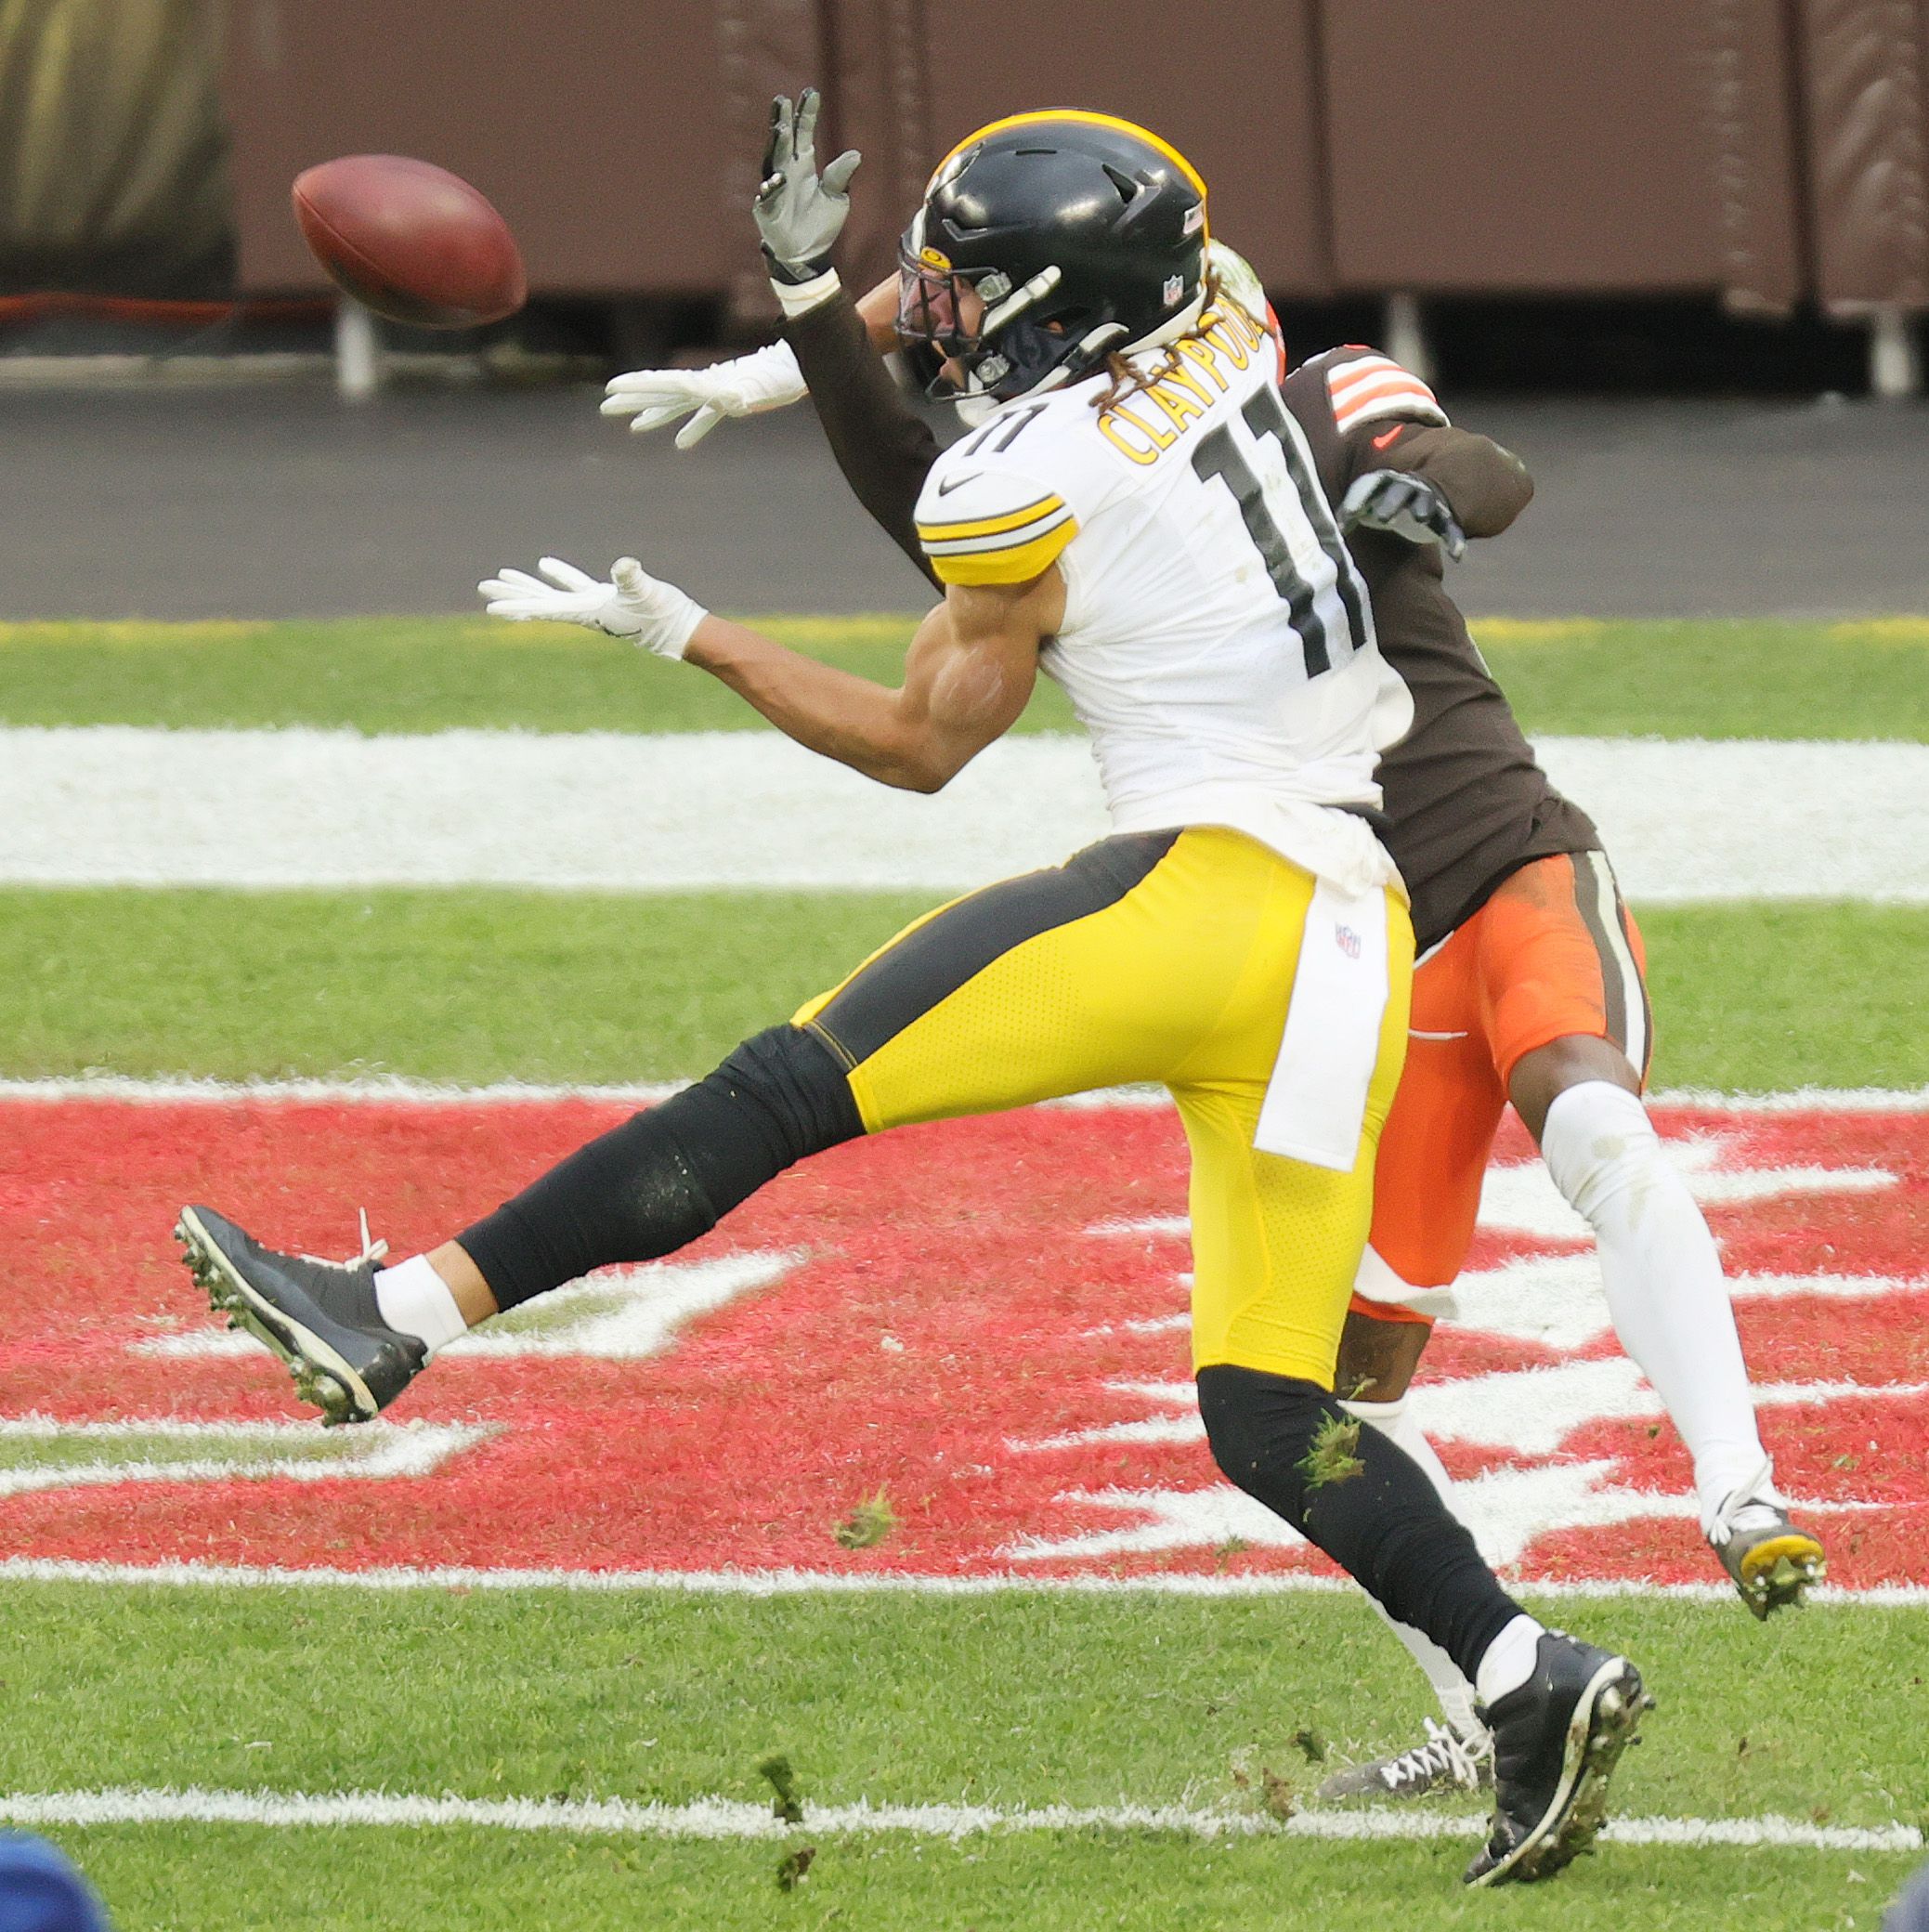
956, 279, 1207, 417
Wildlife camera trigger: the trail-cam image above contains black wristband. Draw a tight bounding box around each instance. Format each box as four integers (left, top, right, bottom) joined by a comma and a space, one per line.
761, 242, 833, 287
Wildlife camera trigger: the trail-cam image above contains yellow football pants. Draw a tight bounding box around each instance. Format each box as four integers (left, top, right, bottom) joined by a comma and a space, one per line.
793, 827, 1414, 1387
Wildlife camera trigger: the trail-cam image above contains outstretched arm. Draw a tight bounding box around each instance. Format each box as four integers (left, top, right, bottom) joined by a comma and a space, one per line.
686, 571, 1056, 791
480, 555, 1060, 794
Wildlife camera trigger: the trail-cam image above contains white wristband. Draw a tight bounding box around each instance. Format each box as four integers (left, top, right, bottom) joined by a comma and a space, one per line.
772, 268, 842, 318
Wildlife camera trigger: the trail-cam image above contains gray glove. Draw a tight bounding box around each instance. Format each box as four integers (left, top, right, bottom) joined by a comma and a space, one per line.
1340, 468, 1467, 560
756, 88, 860, 285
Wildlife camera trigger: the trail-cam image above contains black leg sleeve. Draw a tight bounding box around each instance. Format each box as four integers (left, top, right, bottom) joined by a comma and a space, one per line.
458, 1025, 864, 1310
1196, 1364, 1522, 1684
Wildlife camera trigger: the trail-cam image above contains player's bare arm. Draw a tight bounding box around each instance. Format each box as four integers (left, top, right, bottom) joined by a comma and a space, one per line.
684, 573, 1057, 791
478, 553, 1055, 793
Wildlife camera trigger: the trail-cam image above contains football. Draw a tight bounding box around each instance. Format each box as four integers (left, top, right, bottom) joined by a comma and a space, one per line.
292, 154, 527, 329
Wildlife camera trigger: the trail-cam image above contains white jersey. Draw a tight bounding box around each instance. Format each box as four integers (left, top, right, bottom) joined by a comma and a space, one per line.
912, 298, 1414, 897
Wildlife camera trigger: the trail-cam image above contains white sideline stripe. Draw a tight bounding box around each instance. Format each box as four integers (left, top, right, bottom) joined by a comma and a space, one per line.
0, 1075, 1921, 1112
3, 1556, 1924, 1606
0, 727, 1925, 901
0, 1785, 1915, 1853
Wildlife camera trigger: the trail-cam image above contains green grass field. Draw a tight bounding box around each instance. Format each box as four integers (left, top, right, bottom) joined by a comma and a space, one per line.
8, 1589, 1923, 1929
2, 616, 1925, 1930
1, 888, 1922, 1089
2, 614, 1924, 739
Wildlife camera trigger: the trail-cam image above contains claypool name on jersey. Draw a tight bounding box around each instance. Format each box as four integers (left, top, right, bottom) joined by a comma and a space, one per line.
912, 294, 1286, 584
911, 295, 1410, 902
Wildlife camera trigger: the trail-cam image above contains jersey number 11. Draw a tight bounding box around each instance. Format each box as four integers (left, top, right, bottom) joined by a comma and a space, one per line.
1191, 385, 1370, 680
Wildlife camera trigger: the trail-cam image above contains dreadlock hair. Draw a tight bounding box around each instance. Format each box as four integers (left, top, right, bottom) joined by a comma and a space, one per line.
1090, 266, 1261, 413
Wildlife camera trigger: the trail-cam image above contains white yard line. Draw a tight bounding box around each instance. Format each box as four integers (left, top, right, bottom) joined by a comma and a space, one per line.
0, 1784, 1914, 1853
0, 1074, 1922, 1111
3, 1555, 1924, 1606
0, 727, 1923, 900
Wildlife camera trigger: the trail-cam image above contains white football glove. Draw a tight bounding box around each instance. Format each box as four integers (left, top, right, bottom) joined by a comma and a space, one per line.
477, 555, 708, 659
600, 342, 808, 450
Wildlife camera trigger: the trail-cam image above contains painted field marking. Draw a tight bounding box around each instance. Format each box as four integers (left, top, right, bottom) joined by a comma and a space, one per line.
1, 726, 1924, 900
137, 1252, 805, 1364
1443, 1256, 1929, 1351
0, 1785, 1916, 1855
997, 1469, 1891, 1569
0, 1417, 489, 1499
1092, 1135, 1906, 1247
4, 1556, 1926, 1607
1009, 1365, 1929, 1456
6, 1089, 1921, 1586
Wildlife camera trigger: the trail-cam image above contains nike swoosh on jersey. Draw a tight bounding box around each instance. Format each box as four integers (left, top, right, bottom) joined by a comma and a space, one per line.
1372, 426, 1406, 450
936, 471, 982, 495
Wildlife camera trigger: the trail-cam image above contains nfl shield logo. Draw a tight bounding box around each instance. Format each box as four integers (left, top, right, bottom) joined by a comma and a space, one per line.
1336, 925, 1362, 959
1162, 273, 1183, 306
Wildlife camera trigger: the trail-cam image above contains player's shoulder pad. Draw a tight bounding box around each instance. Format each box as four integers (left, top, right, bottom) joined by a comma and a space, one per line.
916, 431, 1080, 589
1302, 345, 1449, 435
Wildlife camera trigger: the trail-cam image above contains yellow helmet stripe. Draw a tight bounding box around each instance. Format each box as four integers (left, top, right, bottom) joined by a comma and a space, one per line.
931, 110, 1209, 209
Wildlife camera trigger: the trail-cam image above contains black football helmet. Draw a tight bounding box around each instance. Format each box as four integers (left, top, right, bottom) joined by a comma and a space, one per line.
897, 111, 1209, 407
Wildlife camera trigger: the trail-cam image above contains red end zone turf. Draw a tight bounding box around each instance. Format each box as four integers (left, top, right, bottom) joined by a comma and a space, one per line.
0, 1095, 1922, 1587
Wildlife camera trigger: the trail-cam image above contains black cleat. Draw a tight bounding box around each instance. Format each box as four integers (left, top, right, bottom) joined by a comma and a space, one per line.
1315, 1718, 1493, 1803
1464, 1633, 1651, 1887
175, 1204, 425, 1425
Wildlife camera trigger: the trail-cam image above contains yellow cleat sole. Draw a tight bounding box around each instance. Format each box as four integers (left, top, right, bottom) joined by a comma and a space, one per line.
1737, 1534, 1827, 1619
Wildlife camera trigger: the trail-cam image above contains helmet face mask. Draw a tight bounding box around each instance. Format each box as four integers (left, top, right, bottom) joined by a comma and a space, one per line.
895, 111, 1208, 408
894, 254, 997, 367
895, 249, 1086, 404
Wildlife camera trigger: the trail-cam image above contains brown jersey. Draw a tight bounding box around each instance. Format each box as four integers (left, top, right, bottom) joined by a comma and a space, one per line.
1281, 346, 1599, 950
784, 298, 1599, 952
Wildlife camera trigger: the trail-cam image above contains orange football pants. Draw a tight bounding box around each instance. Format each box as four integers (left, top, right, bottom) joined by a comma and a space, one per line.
1357, 850, 1650, 1309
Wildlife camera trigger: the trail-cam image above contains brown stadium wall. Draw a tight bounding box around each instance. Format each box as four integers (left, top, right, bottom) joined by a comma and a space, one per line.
220, 0, 819, 299
899, 2, 1336, 298
1797, 0, 1929, 308
202, 0, 1922, 320
1320, 0, 1808, 303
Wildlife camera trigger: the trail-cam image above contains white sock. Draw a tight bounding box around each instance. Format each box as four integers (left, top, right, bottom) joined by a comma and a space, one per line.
373, 1253, 469, 1355
1346, 1395, 1484, 1740
1474, 1612, 1546, 1708
1541, 1080, 1771, 1526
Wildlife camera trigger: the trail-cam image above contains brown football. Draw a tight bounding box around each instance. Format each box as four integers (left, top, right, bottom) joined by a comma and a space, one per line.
292, 154, 527, 329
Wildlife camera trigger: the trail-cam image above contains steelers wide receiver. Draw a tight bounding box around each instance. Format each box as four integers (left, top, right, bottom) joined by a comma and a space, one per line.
610, 85, 1818, 1795
175, 101, 1648, 1886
